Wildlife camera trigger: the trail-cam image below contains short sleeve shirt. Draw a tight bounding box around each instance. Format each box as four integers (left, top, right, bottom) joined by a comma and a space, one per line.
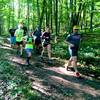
15, 29, 24, 42
66, 33, 81, 48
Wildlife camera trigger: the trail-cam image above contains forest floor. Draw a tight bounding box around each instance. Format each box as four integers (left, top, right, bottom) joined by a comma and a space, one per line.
0, 37, 100, 100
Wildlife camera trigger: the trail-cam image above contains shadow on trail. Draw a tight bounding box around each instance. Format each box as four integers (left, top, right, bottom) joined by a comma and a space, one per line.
0, 42, 100, 100
10, 58, 100, 100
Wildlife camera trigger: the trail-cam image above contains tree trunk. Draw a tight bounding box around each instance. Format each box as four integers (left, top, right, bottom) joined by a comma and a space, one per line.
90, 0, 94, 32
27, 0, 30, 30
18, 0, 20, 19
39, 0, 46, 28
12, 0, 15, 27
50, 0, 53, 33
54, 0, 58, 43
69, 0, 73, 33
37, 0, 40, 26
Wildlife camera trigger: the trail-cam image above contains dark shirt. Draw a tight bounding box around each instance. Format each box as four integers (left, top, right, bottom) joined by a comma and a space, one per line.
66, 32, 81, 48
33, 28, 41, 38
9, 28, 16, 37
22, 26, 27, 36
42, 32, 51, 43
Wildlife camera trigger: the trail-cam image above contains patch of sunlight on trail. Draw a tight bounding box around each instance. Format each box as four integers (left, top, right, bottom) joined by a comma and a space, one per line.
9, 56, 26, 65
45, 67, 74, 76
49, 75, 100, 97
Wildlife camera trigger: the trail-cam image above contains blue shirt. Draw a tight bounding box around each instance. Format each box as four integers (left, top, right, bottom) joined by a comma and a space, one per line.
66, 32, 81, 48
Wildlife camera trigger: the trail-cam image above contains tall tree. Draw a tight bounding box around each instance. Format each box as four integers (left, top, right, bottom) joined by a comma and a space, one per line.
90, 0, 94, 32
27, 0, 30, 29
18, 0, 21, 19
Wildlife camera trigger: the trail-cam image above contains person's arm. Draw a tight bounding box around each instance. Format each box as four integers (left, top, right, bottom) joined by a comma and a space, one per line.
23, 36, 27, 44
65, 34, 74, 47
41, 32, 45, 39
14, 30, 17, 37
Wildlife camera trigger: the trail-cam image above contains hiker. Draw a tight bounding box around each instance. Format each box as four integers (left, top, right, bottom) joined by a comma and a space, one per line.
33, 26, 42, 54
65, 25, 81, 77
23, 32, 34, 65
17, 19, 28, 36
9, 28, 16, 47
15, 24, 24, 56
41, 26, 51, 59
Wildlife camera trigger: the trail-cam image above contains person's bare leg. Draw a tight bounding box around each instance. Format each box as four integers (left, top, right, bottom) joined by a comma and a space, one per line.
20, 45, 23, 56
71, 56, 78, 72
16, 44, 19, 54
41, 46, 45, 57
65, 57, 72, 70
26, 52, 31, 65
47, 44, 51, 59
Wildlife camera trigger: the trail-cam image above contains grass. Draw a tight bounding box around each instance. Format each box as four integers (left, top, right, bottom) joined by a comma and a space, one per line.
0, 41, 41, 99
51, 32, 100, 79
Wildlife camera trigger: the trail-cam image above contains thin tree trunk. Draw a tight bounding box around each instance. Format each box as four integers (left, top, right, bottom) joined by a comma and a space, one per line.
69, 0, 73, 32
12, 0, 14, 27
27, 0, 30, 29
37, 0, 40, 26
54, 0, 58, 43
39, 0, 46, 28
32, 0, 34, 30
18, 0, 20, 19
90, 0, 94, 32
8, 0, 11, 29
50, 0, 53, 33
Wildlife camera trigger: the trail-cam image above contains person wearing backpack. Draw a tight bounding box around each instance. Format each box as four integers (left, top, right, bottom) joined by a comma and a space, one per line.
41, 26, 51, 59
23, 32, 34, 65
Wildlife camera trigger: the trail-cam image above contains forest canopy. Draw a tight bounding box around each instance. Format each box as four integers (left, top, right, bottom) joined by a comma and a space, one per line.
0, 0, 100, 35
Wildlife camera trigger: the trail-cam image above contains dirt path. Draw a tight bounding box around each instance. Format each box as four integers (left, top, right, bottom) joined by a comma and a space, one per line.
0, 40, 100, 100
9, 53, 100, 100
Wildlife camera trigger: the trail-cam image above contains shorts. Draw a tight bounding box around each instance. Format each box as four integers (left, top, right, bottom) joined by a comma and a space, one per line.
68, 47, 78, 57
25, 49, 33, 55
10, 36, 16, 44
16, 41, 23, 45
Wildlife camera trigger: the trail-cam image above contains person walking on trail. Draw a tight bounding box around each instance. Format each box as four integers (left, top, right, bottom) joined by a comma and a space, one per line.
23, 32, 34, 65
41, 26, 51, 59
9, 28, 16, 48
15, 24, 24, 56
33, 26, 42, 54
17, 19, 28, 36
65, 25, 81, 77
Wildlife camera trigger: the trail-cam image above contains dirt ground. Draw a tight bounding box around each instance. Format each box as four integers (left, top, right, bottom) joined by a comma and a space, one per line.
0, 40, 100, 100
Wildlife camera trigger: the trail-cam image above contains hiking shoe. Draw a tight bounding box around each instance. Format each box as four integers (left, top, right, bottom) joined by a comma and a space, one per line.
76, 72, 80, 77
25, 62, 30, 66
66, 66, 70, 71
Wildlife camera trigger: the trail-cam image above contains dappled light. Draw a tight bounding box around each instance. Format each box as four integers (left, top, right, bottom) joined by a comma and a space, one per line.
0, 0, 100, 99
45, 67, 75, 76
49, 75, 100, 97
9, 56, 26, 65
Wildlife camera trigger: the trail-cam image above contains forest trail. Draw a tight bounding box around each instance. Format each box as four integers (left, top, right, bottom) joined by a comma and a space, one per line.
0, 38, 100, 100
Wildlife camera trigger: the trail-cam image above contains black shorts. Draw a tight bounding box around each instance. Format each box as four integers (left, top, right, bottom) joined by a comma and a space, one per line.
16, 41, 23, 45
68, 47, 78, 57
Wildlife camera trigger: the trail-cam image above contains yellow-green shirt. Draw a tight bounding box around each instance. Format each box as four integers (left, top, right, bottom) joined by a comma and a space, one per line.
15, 29, 24, 42
24, 36, 33, 49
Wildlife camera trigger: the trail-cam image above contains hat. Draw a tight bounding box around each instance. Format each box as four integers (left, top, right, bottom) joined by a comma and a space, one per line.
73, 25, 79, 30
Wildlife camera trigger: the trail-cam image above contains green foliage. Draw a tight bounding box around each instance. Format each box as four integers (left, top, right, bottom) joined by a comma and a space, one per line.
0, 49, 41, 99
51, 32, 100, 78
0, 0, 100, 35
